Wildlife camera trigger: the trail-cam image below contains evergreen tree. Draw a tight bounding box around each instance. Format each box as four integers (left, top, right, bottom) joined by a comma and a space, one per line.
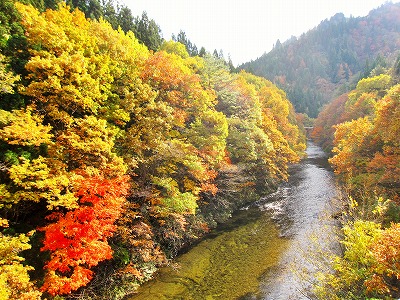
0, 0, 24, 49
199, 46, 206, 57
227, 55, 235, 71
173, 30, 198, 56
101, 0, 118, 29
86, 0, 102, 20
117, 5, 134, 33
44, 0, 63, 10
133, 11, 163, 51
213, 49, 219, 58
65, 0, 102, 20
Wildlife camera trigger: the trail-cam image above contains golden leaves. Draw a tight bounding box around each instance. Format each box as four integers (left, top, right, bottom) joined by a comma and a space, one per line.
0, 3, 310, 297
0, 107, 53, 146
8, 156, 78, 209
0, 231, 42, 300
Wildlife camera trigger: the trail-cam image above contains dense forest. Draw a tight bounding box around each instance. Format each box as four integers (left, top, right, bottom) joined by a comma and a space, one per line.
311, 59, 400, 298
240, 2, 400, 117
1, 0, 399, 299
0, 1, 306, 299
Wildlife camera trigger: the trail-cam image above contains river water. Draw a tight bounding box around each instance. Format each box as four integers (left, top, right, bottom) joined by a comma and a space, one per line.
129, 141, 340, 300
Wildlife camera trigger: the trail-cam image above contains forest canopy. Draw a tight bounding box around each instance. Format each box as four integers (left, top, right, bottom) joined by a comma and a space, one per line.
0, 2, 305, 299
312, 59, 400, 299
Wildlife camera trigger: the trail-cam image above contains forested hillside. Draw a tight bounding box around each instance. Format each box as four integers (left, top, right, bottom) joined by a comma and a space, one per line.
311, 59, 400, 299
240, 2, 400, 117
0, 2, 305, 299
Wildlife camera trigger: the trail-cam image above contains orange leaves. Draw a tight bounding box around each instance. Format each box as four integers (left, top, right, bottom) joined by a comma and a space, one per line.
311, 93, 348, 151
333, 221, 400, 297
326, 83, 400, 198
317, 220, 400, 298
368, 146, 400, 197
142, 51, 192, 93
366, 222, 400, 294
40, 175, 129, 295
130, 51, 229, 216
115, 204, 167, 280
5, 4, 310, 298
41, 267, 93, 296
314, 75, 399, 299
374, 85, 400, 146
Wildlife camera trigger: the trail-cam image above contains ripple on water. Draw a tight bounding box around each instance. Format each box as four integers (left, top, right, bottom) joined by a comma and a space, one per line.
129, 142, 340, 300
129, 210, 290, 300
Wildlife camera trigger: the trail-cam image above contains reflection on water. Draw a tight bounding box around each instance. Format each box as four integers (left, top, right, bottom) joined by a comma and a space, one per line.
257, 142, 340, 299
129, 142, 340, 300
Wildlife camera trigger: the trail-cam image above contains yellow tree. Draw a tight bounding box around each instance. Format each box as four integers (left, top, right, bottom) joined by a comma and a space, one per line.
0, 50, 42, 300
0, 222, 42, 300
129, 47, 228, 214
368, 84, 400, 201
12, 3, 145, 294
237, 71, 304, 181
329, 117, 374, 184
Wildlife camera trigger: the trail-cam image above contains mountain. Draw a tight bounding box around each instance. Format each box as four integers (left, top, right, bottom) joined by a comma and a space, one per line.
239, 2, 400, 117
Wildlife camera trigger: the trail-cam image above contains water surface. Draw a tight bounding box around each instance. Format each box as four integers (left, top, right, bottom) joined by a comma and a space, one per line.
129, 141, 339, 300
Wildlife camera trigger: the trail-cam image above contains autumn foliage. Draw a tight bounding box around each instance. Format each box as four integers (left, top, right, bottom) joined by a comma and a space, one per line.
312, 64, 400, 298
40, 175, 129, 295
0, 2, 305, 298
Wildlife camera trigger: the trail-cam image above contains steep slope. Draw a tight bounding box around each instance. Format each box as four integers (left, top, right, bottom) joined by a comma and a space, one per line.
239, 2, 400, 117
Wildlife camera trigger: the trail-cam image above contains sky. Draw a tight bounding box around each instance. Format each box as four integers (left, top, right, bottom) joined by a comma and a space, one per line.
124, 0, 396, 66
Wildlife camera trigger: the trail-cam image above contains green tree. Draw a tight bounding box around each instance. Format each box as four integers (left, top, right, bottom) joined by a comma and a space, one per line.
0, 54, 19, 94
173, 30, 198, 56
117, 5, 134, 32
133, 11, 163, 51
101, 0, 118, 28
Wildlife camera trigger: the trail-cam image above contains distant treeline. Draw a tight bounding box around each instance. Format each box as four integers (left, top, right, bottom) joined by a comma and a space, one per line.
240, 2, 400, 117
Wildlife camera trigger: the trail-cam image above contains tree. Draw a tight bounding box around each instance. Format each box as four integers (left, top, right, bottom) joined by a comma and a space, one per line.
12, 4, 139, 295
0, 223, 42, 300
117, 5, 134, 32
0, 51, 41, 300
329, 117, 374, 183
161, 40, 189, 59
173, 30, 198, 56
66, 0, 102, 20
314, 220, 382, 299
367, 84, 400, 200
365, 222, 400, 296
0, 3, 309, 298
133, 11, 163, 51
40, 175, 129, 295
0, 54, 19, 94
314, 221, 400, 299
44, 0, 63, 10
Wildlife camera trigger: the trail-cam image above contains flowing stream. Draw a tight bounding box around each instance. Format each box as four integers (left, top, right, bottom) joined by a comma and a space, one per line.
129, 141, 340, 300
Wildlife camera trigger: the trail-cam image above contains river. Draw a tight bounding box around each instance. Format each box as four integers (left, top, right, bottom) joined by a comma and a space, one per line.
129, 141, 340, 300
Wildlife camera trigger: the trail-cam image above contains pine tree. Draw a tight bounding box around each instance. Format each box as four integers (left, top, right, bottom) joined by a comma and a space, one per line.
133, 11, 163, 51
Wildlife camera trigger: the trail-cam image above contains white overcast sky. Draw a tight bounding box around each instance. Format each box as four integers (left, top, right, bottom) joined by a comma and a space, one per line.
123, 0, 396, 66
